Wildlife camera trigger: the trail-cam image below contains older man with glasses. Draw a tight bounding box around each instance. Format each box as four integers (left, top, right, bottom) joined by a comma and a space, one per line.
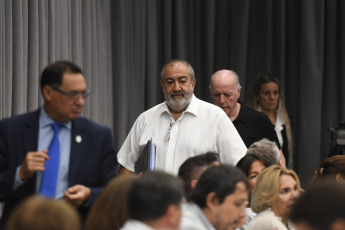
0, 61, 117, 228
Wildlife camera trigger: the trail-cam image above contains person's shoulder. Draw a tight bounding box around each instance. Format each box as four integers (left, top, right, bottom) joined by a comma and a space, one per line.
141, 101, 166, 115
241, 105, 272, 123
241, 104, 265, 117
250, 209, 286, 229
129, 101, 169, 127
180, 203, 208, 230
246, 210, 277, 229
120, 219, 152, 230
182, 202, 198, 212
181, 203, 201, 220
0, 109, 39, 125
127, 101, 166, 123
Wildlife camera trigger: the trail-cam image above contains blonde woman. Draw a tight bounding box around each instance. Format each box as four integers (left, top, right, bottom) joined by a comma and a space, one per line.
250, 74, 293, 168
246, 165, 300, 230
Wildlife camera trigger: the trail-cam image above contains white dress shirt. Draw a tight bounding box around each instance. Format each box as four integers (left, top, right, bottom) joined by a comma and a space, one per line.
180, 202, 215, 230
275, 114, 284, 147
117, 94, 246, 175
120, 219, 155, 230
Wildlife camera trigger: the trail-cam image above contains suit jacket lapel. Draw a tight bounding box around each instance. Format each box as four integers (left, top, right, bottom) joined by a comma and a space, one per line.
23, 109, 40, 191
68, 118, 85, 185
23, 110, 40, 151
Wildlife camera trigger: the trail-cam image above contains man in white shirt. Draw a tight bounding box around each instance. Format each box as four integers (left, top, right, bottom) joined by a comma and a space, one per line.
117, 59, 246, 175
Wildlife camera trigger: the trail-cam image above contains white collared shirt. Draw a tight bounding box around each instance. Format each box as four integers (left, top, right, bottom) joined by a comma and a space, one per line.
117, 94, 246, 175
180, 202, 215, 230
120, 219, 155, 230
275, 114, 284, 147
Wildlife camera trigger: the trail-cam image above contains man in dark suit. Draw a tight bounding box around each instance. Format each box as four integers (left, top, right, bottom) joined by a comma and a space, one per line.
0, 61, 117, 227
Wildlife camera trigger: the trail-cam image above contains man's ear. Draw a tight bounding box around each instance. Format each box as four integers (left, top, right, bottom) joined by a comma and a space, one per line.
42, 85, 53, 101
190, 179, 198, 190
205, 192, 220, 211
336, 173, 344, 182
192, 78, 196, 88
165, 204, 182, 228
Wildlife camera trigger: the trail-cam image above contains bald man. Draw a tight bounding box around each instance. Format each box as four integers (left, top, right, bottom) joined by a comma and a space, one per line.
209, 70, 281, 150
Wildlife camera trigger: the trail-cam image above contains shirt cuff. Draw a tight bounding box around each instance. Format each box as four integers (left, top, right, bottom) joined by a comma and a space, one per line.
13, 166, 26, 190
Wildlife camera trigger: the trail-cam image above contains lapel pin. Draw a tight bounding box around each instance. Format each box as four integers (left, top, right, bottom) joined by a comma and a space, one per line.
76, 135, 82, 143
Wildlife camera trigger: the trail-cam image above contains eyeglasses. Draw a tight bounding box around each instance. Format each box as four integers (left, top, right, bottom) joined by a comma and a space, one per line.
50, 85, 91, 99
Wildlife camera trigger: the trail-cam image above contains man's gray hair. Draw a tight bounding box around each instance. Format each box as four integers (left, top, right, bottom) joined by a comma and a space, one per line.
160, 59, 195, 81
246, 138, 280, 165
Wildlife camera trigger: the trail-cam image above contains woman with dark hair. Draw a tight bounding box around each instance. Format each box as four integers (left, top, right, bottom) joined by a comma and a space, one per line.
250, 74, 293, 168
313, 155, 345, 184
235, 143, 279, 230
237, 154, 269, 194
237, 138, 280, 194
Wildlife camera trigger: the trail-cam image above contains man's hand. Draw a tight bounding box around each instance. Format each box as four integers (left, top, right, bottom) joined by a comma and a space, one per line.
19, 150, 49, 180
64, 185, 91, 208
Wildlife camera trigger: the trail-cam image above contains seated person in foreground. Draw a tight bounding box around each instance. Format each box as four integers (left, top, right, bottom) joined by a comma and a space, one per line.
245, 138, 282, 166
6, 196, 80, 230
235, 139, 281, 230
312, 155, 345, 184
178, 152, 219, 196
85, 174, 137, 230
289, 181, 345, 230
246, 165, 301, 230
120, 171, 184, 230
180, 165, 249, 230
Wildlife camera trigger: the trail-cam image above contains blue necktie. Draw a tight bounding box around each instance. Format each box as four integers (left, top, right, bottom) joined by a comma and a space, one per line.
40, 122, 62, 198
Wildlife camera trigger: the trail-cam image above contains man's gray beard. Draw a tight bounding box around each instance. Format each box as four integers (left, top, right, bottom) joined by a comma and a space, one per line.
165, 90, 193, 113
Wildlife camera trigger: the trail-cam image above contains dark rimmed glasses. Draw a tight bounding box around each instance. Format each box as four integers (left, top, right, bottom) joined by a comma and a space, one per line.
50, 85, 91, 100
